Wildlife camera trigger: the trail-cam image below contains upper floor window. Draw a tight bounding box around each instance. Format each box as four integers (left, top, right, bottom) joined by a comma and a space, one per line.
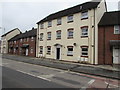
81, 26, 88, 37
27, 38, 29, 42
67, 15, 73, 23
31, 37, 34, 41
47, 32, 51, 40
40, 33, 43, 41
48, 21, 52, 27
20, 39, 22, 42
39, 46, 43, 54
57, 18, 62, 25
81, 11, 88, 20
40, 23, 44, 29
81, 46, 88, 56
67, 46, 73, 56
114, 25, 120, 34
47, 46, 51, 55
56, 30, 61, 39
14, 41, 16, 44
67, 29, 74, 39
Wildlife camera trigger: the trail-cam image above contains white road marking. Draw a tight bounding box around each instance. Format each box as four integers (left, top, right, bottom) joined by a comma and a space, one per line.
88, 79, 95, 85
16, 70, 51, 82
105, 81, 119, 87
80, 79, 95, 90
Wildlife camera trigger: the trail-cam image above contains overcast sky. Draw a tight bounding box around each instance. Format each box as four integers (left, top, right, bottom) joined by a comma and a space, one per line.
0, 0, 119, 39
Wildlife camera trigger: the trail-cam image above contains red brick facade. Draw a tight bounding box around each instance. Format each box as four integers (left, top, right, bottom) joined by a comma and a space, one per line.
8, 29, 37, 57
98, 26, 120, 64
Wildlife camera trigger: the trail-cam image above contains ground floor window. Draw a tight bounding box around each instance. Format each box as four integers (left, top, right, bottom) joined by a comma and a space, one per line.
47, 46, 51, 55
30, 48, 33, 53
67, 46, 73, 56
40, 46, 43, 54
81, 46, 88, 56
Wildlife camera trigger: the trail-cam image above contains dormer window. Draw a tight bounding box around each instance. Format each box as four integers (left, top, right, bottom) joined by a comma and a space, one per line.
81, 11, 88, 20
48, 21, 52, 27
67, 15, 73, 23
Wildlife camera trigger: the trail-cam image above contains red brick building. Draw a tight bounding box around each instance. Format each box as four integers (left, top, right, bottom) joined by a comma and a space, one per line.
98, 11, 120, 64
8, 28, 37, 57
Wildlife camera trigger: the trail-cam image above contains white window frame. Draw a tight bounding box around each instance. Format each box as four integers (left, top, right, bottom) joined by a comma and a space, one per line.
47, 32, 51, 40
31, 37, 34, 41
40, 46, 43, 54
67, 15, 73, 22
114, 25, 120, 34
67, 46, 73, 56
68, 30, 73, 38
48, 21, 52, 27
81, 47, 88, 56
56, 31, 61, 39
30, 48, 33, 53
81, 11, 88, 19
20, 39, 22, 42
47, 46, 51, 55
40, 33, 43, 41
40, 23, 44, 29
57, 18, 62, 25
81, 27, 88, 37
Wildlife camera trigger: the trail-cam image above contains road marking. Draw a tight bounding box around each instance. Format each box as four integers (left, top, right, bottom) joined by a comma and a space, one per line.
88, 79, 95, 85
105, 81, 119, 87
16, 70, 51, 82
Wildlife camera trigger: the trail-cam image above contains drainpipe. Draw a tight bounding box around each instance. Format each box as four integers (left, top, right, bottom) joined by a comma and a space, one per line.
37, 24, 39, 57
93, 9, 95, 65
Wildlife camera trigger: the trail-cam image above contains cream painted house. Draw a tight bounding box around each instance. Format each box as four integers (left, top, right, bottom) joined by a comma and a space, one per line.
1, 28, 21, 54
36, 0, 107, 64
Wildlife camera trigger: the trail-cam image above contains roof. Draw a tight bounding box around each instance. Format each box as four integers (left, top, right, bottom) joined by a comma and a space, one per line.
99, 11, 120, 26
1, 28, 21, 37
37, 0, 101, 24
9, 28, 37, 41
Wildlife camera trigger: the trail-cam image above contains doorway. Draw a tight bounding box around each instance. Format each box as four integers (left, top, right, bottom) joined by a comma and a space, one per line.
113, 46, 120, 64
56, 48, 60, 60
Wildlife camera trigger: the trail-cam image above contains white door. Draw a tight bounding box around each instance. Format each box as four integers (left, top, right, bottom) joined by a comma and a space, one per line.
26, 48, 28, 56
113, 47, 120, 64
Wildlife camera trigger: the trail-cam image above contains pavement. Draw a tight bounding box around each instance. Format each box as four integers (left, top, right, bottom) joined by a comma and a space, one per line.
2, 54, 120, 80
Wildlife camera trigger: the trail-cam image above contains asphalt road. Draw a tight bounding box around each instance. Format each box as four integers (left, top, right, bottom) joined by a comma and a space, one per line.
1, 58, 120, 89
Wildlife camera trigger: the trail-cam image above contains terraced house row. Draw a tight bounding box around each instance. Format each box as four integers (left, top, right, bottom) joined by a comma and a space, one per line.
1, 0, 120, 65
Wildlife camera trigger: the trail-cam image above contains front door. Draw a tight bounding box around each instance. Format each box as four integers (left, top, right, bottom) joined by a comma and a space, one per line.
113, 47, 120, 64
56, 48, 60, 60
26, 48, 28, 56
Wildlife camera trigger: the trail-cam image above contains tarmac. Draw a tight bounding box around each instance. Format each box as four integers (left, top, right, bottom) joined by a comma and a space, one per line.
2, 54, 120, 80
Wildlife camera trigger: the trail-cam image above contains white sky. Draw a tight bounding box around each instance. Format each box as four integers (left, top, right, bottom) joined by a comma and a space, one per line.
0, 0, 119, 39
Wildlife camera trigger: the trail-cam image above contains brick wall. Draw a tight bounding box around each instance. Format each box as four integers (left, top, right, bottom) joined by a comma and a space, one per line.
98, 26, 120, 64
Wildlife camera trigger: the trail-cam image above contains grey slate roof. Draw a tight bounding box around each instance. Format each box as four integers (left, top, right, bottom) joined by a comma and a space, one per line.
1, 28, 21, 37
99, 11, 120, 26
37, 0, 101, 24
9, 28, 37, 41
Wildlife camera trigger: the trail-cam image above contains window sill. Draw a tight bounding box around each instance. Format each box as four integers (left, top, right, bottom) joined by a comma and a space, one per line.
48, 26, 52, 28
81, 55, 88, 58
81, 18, 88, 20
47, 53, 51, 55
57, 24, 61, 26
56, 38, 61, 40
67, 54, 73, 56
67, 21, 73, 23
81, 36, 88, 38
47, 39, 51, 40
67, 37, 73, 39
